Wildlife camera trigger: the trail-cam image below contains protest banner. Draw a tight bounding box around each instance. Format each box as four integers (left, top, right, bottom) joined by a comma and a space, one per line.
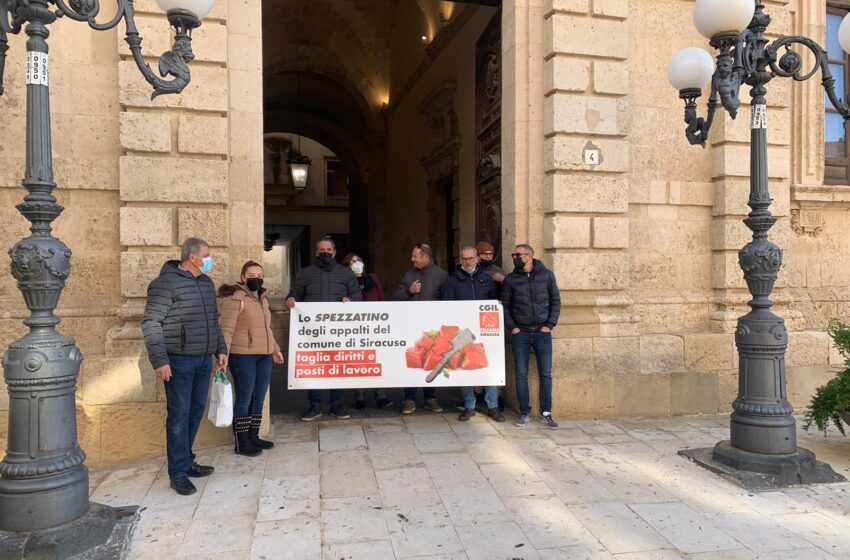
287, 300, 505, 389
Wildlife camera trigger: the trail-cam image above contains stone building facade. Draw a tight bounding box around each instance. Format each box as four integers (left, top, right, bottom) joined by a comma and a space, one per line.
0, 0, 847, 466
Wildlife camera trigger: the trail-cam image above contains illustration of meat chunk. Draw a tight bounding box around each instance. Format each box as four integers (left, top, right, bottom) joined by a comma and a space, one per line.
448, 351, 464, 370
415, 333, 435, 350
423, 351, 443, 371
405, 347, 425, 368
462, 349, 488, 369
439, 325, 459, 339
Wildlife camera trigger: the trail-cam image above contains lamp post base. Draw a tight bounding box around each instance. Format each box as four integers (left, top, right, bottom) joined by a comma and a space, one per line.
0, 502, 138, 560
680, 441, 846, 491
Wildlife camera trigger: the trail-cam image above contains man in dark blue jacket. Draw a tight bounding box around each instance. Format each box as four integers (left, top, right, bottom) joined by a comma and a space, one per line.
502, 244, 561, 429
142, 237, 228, 495
443, 246, 504, 422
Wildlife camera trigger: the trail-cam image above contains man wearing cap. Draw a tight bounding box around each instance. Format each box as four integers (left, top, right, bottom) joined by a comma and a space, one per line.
476, 241, 507, 298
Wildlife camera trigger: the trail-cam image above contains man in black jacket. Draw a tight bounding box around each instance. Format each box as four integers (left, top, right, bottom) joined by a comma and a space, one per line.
395, 243, 448, 414
286, 237, 362, 421
443, 246, 504, 423
142, 237, 228, 495
502, 244, 561, 430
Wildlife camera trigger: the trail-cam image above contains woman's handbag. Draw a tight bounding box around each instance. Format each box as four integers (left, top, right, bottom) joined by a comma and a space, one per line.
207, 369, 233, 427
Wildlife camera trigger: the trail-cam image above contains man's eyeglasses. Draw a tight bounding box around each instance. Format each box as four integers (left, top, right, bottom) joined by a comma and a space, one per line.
511, 253, 530, 258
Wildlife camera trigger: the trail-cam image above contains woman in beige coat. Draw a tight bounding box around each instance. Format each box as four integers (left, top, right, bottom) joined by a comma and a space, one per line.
219, 261, 283, 456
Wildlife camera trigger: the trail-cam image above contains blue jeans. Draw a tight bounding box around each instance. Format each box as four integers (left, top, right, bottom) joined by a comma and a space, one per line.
512, 330, 553, 415
164, 353, 213, 480
308, 389, 344, 406
462, 386, 497, 409
229, 354, 272, 418
404, 387, 436, 401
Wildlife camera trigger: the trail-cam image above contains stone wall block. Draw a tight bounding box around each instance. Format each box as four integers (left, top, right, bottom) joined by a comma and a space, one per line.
119, 62, 228, 112
545, 57, 590, 93
120, 156, 229, 203
177, 208, 229, 247
178, 115, 229, 155
545, 94, 627, 136
593, 336, 640, 374
711, 252, 748, 290
544, 216, 590, 249
640, 334, 685, 374
683, 333, 736, 371
119, 112, 171, 154
547, 0, 591, 14
592, 0, 628, 19
786, 330, 830, 367
230, 201, 264, 247
120, 207, 173, 246
121, 252, 231, 298
552, 338, 595, 376
553, 253, 629, 290
80, 357, 157, 405
545, 136, 629, 173
549, 174, 629, 213
593, 216, 628, 248
670, 372, 720, 415
711, 144, 790, 180
547, 14, 628, 59
593, 60, 629, 95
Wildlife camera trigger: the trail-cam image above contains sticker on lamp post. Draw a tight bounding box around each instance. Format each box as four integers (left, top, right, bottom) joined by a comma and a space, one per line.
583, 141, 602, 167
25, 51, 48, 86
751, 105, 767, 129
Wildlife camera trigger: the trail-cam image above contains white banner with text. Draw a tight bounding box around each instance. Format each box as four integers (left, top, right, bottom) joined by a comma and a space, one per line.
287, 301, 505, 389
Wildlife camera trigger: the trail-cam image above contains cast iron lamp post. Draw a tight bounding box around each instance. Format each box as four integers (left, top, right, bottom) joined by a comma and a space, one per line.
0, 0, 212, 533
669, 0, 848, 488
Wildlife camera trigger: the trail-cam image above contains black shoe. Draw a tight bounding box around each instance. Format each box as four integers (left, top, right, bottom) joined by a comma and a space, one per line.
250, 413, 274, 449
329, 404, 351, 419
355, 398, 367, 410
376, 398, 394, 409
301, 403, 323, 421
234, 416, 262, 457
170, 476, 196, 496
188, 462, 214, 478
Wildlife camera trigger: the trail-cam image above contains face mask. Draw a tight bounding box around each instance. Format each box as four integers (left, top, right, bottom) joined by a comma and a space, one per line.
512, 257, 525, 270
479, 258, 494, 268
317, 252, 334, 266
462, 265, 477, 275
200, 256, 213, 274
246, 278, 263, 292
351, 261, 365, 275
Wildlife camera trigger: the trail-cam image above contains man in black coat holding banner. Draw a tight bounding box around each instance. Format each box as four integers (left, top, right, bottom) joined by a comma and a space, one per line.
443, 246, 504, 423
286, 236, 362, 421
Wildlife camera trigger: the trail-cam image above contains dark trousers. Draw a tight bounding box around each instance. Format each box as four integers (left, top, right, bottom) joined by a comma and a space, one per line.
512, 330, 553, 415
404, 387, 437, 401
164, 353, 213, 480
308, 389, 344, 406
229, 354, 272, 418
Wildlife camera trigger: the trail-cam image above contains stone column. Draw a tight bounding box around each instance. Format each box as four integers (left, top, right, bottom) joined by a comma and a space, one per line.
541, 0, 642, 415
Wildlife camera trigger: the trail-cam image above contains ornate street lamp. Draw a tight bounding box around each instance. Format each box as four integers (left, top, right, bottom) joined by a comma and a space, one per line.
288, 153, 311, 194
0, 0, 212, 536
669, 0, 848, 488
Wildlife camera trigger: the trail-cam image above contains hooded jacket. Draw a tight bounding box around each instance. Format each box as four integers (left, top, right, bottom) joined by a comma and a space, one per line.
219, 283, 282, 356
501, 259, 561, 331
142, 260, 228, 369
443, 265, 497, 301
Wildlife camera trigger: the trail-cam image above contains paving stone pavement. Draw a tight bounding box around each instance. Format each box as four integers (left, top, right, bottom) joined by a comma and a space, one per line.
91, 412, 850, 560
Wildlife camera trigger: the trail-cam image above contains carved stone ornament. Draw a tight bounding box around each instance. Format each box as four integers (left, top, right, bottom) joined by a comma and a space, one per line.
418, 82, 459, 158
790, 208, 823, 237
477, 154, 501, 182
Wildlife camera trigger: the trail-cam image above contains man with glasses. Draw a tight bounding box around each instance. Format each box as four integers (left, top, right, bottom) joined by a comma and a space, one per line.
395, 243, 448, 414
287, 237, 362, 421
502, 244, 561, 429
443, 246, 504, 422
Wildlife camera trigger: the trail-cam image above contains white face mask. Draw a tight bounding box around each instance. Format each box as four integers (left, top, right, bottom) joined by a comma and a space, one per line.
351, 261, 365, 275
462, 265, 476, 275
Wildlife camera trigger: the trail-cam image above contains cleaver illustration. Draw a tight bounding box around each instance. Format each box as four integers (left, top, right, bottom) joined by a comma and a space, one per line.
425, 328, 476, 383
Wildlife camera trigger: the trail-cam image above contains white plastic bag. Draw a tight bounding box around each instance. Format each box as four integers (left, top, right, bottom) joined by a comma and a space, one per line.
207, 369, 233, 428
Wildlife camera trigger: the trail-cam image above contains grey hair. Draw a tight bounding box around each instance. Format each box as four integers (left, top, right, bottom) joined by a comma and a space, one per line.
181, 237, 209, 262
516, 243, 535, 256
316, 236, 336, 251
460, 246, 477, 256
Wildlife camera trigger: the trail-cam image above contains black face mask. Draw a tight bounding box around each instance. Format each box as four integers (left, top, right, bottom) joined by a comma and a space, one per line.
513, 257, 525, 270
479, 258, 495, 268
246, 278, 263, 292
317, 252, 334, 266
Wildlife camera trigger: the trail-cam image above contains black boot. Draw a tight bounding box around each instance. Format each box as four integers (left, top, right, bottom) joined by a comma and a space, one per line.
233, 416, 262, 457
250, 412, 274, 449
